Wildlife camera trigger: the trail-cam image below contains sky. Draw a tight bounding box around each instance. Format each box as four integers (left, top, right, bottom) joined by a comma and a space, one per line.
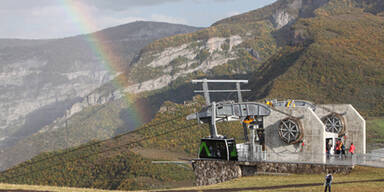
0, 0, 276, 39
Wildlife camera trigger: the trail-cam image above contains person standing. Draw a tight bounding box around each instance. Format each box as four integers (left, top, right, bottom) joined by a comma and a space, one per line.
324, 172, 333, 192
341, 141, 346, 159
335, 140, 341, 158
326, 141, 332, 159
349, 142, 355, 157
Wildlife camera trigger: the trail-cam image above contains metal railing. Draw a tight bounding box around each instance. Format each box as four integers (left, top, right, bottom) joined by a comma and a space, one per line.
353, 153, 384, 168
236, 146, 384, 167
237, 144, 266, 161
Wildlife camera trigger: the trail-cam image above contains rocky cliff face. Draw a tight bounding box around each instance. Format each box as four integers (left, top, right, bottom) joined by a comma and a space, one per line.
0, 55, 113, 147
125, 35, 243, 93
0, 21, 199, 149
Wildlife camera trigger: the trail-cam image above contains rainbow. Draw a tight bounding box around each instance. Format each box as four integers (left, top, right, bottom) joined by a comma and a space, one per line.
62, 0, 149, 128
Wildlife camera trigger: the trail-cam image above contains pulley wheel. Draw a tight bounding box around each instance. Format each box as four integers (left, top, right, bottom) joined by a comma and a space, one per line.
322, 113, 345, 135
278, 118, 304, 144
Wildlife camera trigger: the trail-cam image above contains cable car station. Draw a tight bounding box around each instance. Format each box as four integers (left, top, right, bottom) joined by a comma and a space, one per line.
188, 79, 369, 186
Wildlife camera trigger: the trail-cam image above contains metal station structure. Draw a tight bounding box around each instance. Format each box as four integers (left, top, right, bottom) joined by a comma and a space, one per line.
187, 79, 366, 164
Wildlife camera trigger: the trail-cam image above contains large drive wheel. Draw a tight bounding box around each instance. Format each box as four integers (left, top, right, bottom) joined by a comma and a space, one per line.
322, 113, 345, 135
278, 118, 304, 144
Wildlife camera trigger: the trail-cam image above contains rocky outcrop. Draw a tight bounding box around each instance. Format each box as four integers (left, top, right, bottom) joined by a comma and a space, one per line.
125, 35, 242, 94
213, 0, 329, 29
147, 44, 195, 68
270, 0, 330, 28
0, 57, 115, 147
272, 9, 296, 28
37, 88, 123, 134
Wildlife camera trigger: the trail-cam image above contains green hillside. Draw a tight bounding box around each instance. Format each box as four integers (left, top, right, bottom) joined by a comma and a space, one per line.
0, 98, 140, 171
0, 143, 194, 190
0, 97, 245, 191
367, 117, 384, 150
0, 101, 195, 190
246, 1, 384, 116
126, 0, 384, 117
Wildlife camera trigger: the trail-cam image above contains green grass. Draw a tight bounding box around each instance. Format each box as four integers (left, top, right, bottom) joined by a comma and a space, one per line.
170, 166, 384, 192
1, 166, 383, 192
367, 117, 384, 147
2, 166, 383, 192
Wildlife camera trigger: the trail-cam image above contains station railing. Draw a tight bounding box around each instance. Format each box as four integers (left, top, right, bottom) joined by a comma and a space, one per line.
236, 145, 384, 168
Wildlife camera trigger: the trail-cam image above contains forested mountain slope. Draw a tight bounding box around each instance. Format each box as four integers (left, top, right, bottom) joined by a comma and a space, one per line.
246, 0, 384, 116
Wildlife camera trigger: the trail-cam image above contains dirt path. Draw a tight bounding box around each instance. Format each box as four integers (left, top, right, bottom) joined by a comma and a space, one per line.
167, 179, 384, 192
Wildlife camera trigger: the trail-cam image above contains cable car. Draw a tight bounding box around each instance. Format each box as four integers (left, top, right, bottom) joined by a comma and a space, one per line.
199, 138, 238, 161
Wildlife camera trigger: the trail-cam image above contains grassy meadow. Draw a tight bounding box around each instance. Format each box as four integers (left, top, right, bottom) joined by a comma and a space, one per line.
170, 166, 384, 192
1, 166, 383, 192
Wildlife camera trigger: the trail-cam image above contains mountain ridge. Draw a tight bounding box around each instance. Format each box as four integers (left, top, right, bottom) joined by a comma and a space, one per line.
0, 21, 200, 170
121, 0, 337, 94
